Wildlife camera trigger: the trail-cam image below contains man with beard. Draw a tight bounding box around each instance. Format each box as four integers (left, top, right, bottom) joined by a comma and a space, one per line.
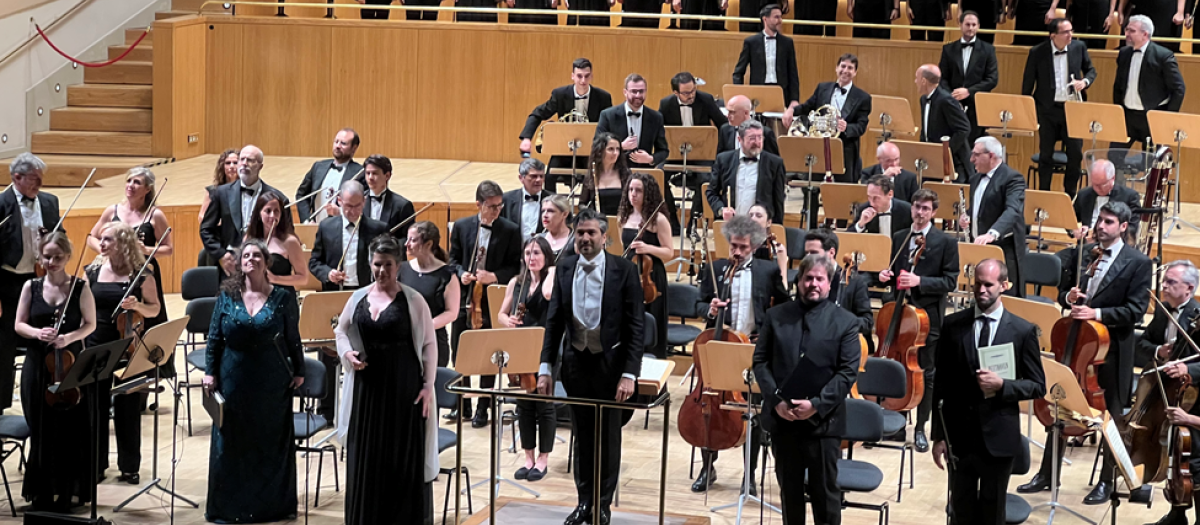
295, 128, 364, 223
201, 145, 287, 278
707, 120, 787, 226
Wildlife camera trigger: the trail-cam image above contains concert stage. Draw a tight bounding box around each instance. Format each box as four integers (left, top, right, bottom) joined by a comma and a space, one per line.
462, 498, 709, 524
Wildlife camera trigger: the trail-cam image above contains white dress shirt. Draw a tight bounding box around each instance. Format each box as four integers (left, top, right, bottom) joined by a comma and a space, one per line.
680, 102, 694, 127
831, 82, 852, 113
855, 198, 893, 237
573, 85, 591, 116
972, 165, 998, 239
961, 38, 975, 72
1086, 239, 1124, 320
1053, 45, 1071, 102
368, 190, 385, 222
625, 102, 643, 139
764, 31, 778, 84
315, 163, 347, 223
341, 217, 360, 287
975, 303, 1004, 347
520, 190, 540, 239
735, 153, 759, 215
7, 187, 42, 274
729, 260, 755, 335
922, 91, 932, 138
1089, 195, 1109, 228
538, 253, 636, 381
1123, 42, 1150, 110
239, 179, 263, 234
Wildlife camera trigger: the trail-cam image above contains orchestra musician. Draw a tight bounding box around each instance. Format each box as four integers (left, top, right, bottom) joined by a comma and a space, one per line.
938, 12, 999, 143
958, 137, 1028, 297
540, 195, 576, 258
1021, 18, 1096, 197
717, 95, 780, 156
507, 0, 558, 25
361, 155, 416, 236
581, 133, 634, 216
1018, 201, 1152, 503
796, 53, 873, 183
732, 6, 801, 123
860, 142, 920, 204
659, 72, 728, 128
1111, 16, 1187, 155
1070, 159, 1141, 240
566, 0, 615, 25
502, 158, 554, 240
1159, 357, 1200, 525
294, 129, 364, 223
618, 0, 662, 28
619, 172, 673, 360
931, 258, 1046, 525
916, 64, 973, 183
878, 189, 961, 452
519, 58, 613, 190
536, 207, 645, 525
804, 228, 875, 352
794, 0, 838, 35
242, 191, 310, 291
200, 145, 287, 277
1115, 0, 1187, 52
448, 181, 522, 428
692, 215, 789, 494
850, 175, 913, 237
846, 0, 898, 39
959, 0, 999, 42
707, 120, 787, 225
1134, 260, 1198, 370
401, 221, 460, 369
595, 73, 670, 170
308, 180, 388, 292
748, 203, 788, 276
0, 153, 61, 412
753, 253, 860, 525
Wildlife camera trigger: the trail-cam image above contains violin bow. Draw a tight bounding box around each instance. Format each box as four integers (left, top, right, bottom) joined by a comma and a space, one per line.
304, 168, 365, 223
621, 200, 666, 258
388, 202, 436, 235
287, 186, 325, 208
51, 168, 97, 234
53, 234, 92, 335
111, 227, 170, 321
336, 219, 362, 291
886, 229, 916, 270
137, 177, 168, 239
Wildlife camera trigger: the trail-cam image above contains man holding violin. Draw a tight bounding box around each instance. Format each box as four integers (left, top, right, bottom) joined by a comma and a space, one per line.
878, 188, 960, 453
692, 215, 789, 494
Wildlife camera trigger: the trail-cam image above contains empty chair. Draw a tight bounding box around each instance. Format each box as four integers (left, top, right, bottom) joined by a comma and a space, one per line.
856, 357, 915, 502
1022, 252, 1061, 303
294, 357, 338, 506
839, 398, 890, 525
664, 283, 703, 356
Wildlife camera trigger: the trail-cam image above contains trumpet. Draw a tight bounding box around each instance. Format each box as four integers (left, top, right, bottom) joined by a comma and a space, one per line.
533, 108, 589, 152
788, 104, 842, 138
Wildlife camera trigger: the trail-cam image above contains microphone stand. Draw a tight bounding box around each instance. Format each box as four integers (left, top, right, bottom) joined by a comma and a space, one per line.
937, 399, 958, 525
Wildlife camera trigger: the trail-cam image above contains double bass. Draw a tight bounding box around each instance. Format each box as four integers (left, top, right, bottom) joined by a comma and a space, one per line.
873, 235, 928, 412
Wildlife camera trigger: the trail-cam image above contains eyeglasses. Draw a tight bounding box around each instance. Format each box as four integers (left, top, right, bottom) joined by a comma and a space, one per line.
482, 203, 504, 211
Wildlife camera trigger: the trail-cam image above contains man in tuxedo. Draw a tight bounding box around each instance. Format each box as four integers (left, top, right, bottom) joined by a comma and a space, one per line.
932, 258, 1046, 525
536, 207, 644, 525
860, 141, 920, 203
1019, 201, 1152, 502
362, 154, 416, 236
804, 228, 874, 351
1070, 159, 1141, 239
959, 137, 1028, 297
717, 95, 780, 156
917, 64, 972, 183
295, 128, 363, 223
659, 72, 728, 128
908, 0, 951, 40
308, 180, 388, 292
201, 145, 287, 277
692, 216, 790, 493
519, 58, 614, 189
1134, 260, 1198, 369
850, 175, 914, 237
938, 12, 999, 143
796, 53, 873, 183
1022, 18, 1096, 197
707, 120, 787, 225
0, 153, 60, 410
1111, 16, 1187, 155
595, 73, 669, 169
501, 158, 554, 240
753, 253, 860, 525
879, 189, 960, 452
449, 181, 523, 427
960, 0, 999, 42
732, 5, 801, 121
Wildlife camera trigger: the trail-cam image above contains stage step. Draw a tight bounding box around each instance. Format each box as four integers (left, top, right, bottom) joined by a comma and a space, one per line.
0, 155, 162, 186
32, 131, 152, 156
67, 84, 153, 109
125, 29, 153, 46
50, 107, 153, 133
83, 61, 152, 85
108, 44, 152, 62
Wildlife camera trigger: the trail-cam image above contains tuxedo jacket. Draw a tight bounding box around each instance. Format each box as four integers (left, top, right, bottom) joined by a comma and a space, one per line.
595, 104, 670, 168
1113, 41, 1186, 113
307, 216, 388, 292
658, 91, 729, 128
1072, 184, 1141, 233
753, 299, 861, 436
717, 122, 780, 156
200, 181, 287, 263
448, 215, 523, 322
364, 189, 415, 237
698, 258, 790, 334
830, 270, 874, 348
732, 32, 801, 106
0, 189, 60, 270
1135, 298, 1200, 369
519, 85, 614, 139
969, 164, 1027, 264
920, 87, 973, 183
859, 164, 920, 203
294, 159, 364, 221
501, 188, 554, 236
706, 149, 787, 224
932, 307, 1046, 458
937, 39, 999, 108
797, 82, 872, 182
540, 252, 645, 395
850, 199, 913, 236
1021, 40, 1097, 112
1058, 243, 1152, 409
885, 226, 960, 313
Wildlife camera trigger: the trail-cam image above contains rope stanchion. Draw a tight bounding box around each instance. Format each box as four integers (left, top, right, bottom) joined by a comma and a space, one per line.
35, 24, 151, 68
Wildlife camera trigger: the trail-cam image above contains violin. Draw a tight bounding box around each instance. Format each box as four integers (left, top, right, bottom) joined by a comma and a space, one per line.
505, 272, 537, 393
43, 245, 89, 410
623, 200, 666, 305
112, 228, 169, 358
466, 225, 487, 330
873, 234, 928, 412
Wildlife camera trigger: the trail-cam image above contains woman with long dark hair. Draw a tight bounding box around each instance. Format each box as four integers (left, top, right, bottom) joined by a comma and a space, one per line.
199, 149, 240, 268
581, 132, 633, 216
243, 190, 309, 290
748, 203, 788, 275
400, 221, 460, 369
619, 172, 673, 359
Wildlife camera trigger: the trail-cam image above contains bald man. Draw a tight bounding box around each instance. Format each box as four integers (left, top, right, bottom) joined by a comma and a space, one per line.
717, 95, 780, 156
1070, 159, 1142, 239
200, 144, 289, 277
916, 64, 972, 183
859, 141, 920, 203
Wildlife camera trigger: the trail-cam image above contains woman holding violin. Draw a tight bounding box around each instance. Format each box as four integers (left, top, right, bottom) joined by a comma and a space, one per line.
16, 232, 96, 511
85, 221, 162, 485
748, 203, 788, 276
497, 236, 557, 482
243, 190, 309, 290
582, 133, 633, 215
618, 172, 673, 359
400, 221, 460, 368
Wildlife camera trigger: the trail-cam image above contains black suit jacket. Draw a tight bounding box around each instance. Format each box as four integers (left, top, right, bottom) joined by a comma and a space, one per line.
969, 164, 1027, 265
501, 188, 554, 237
920, 87, 973, 183
294, 159, 364, 221
448, 215, 523, 326
519, 85, 614, 139
932, 307, 1046, 457
1021, 40, 1097, 112
200, 181, 287, 263
659, 91, 729, 128
706, 149, 787, 224
699, 258, 790, 334
860, 164, 920, 203
886, 227, 960, 313
540, 253, 645, 394
938, 38, 999, 112
1058, 243, 1152, 409
831, 270, 874, 348
797, 83, 872, 182
0, 189, 60, 270
307, 216, 388, 291
732, 32, 800, 106
595, 104, 670, 168
1072, 184, 1141, 233
1113, 42, 1186, 113
1135, 298, 1200, 369
753, 299, 861, 436
717, 123, 779, 156
850, 199, 913, 236
364, 189, 415, 236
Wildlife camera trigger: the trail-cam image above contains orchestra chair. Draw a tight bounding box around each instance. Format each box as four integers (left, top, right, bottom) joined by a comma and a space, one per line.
1021, 252, 1061, 304
294, 357, 339, 506
1005, 437, 1033, 524
837, 398, 890, 525
435, 367, 473, 525
856, 357, 916, 502
784, 226, 807, 292
174, 266, 221, 436
0, 414, 30, 517
1026, 149, 1068, 190
665, 282, 703, 357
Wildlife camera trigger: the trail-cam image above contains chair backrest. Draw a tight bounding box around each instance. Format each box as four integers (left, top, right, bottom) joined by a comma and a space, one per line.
842, 398, 884, 443
181, 267, 220, 300
784, 226, 806, 263
1023, 252, 1061, 288
1013, 434, 1031, 475
667, 282, 701, 320
294, 357, 326, 399
184, 297, 217, 335
856, 357, 907, 400
435, 367, 462, 410
644, 312, 657, 349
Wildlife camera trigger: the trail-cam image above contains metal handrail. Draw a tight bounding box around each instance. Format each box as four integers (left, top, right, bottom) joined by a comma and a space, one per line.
198, 0, 1198, 42
0, 0, 95, 68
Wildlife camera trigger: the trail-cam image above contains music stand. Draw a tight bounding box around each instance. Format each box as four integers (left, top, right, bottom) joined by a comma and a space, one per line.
837, 232, 892, 273
298, 290, 351, 447
664, 126, 717, 280
1002, 297, 1060, 448
819, 183, 869, 227
1024, 190, 1079, 252
721, 85, 786, 114
894, 140, 945, 183
779, 136, 844, 229
702, 340, 781, 520
976, 93, 1038, 164
1147, 110, 1200, 237
1031, 358, 1102, 525
1098, 415, 1147, 525
456, 327, 545, 499
923, 182, 970, 234
956, 243, 1004, 290
869, 95, 918, 142
542, 123, 599, 189
295, 223, 318, 249
1064, 101, 1128, 156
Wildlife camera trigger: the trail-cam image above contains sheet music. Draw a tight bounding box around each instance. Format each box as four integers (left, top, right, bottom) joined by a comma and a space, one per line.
978, 342, 1016, 380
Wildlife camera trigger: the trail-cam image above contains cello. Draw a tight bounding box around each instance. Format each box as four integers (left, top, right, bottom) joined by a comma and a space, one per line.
873, 234, 928, 412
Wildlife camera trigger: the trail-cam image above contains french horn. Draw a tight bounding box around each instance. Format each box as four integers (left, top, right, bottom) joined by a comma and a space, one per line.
534, 108, 589, 152
787, 104, 842, 138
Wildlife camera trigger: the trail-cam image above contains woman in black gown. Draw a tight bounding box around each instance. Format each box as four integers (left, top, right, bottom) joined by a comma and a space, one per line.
203, 239, 304, 523
400, 221, 461, 368
86, 222, 162, 485
619, 172, 673, 359
15, 233, 97, 511
497, 236, 557, 482
244, 190, 309, 291
335, 235, 439, 524
581, 132, 633, 216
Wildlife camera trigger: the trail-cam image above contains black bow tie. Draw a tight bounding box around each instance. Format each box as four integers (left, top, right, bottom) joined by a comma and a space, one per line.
18, 195, 34, 205
920, 95, 929, 105
679, 103, 692, 108
575, 94, 588, 100
1134, 48, 1143, 53
240, 186, 256, 196
835, 85, 848, 95
764, 35, 776, 40
524, 194, 539, 202
329, 164, 344, 172
743, 156, 758, 163
1101, 248, 1112, 256
628, 111, 641, 118
962, 40, 975, 47
370, 195, 383, 202
480, 223, 493, 230
1054, 50, 1068, 56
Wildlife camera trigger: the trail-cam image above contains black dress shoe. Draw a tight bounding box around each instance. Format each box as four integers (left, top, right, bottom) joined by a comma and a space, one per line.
514, 466, 530, 480
740, 475, 758, 497
914, 430, 929, 453
118, 472, 139, 485
443, 407, 472, 422
564, 504, 592, 525
1145, 507, 1188, 525
1017, 473, 1054, 494
471, 408, 489, 429
599, 506, 612, 525
1084, 481, 1113, 505
690, 466, 716, 493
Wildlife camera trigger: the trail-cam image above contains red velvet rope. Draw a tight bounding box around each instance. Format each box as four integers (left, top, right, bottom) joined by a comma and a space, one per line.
35, 24, 150, 68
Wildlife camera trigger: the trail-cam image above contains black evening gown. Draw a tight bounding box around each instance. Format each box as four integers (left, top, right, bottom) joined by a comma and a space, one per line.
268, 252, 295, 293
205, 286, 302, 524
20, 278, 92, 509
399, 263, 453, 367
113, 208, 173, 377
598, 188, 622, 216
623, 227, 668, 358
620, 0, 662, 27
345, 296, 427, 524
86, 265, 147, 477
456, 0, 499, 22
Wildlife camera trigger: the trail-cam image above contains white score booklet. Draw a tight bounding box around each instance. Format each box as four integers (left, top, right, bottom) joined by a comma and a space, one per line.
978, 342, 1016, 380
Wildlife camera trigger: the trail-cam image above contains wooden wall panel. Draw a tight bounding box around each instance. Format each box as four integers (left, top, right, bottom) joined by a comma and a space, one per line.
679, 34, 744, 90
591, 34, 682, 104
330, 26, 420, 160
206, 23, 245, 153
240, 25, 333, 156
153, 18, 208, 159
415, 29, 510, 161
502, 32, 594, 153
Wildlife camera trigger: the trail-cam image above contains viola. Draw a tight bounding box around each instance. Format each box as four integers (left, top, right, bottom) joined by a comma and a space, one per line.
622, 201, 665, 305
465, 223, 487, 330
44, 251, 88, 410
873, 235, 928, 412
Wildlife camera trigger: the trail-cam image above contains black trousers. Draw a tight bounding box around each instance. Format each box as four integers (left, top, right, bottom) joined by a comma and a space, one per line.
518, 399, 557, 453
960, 0, 998, 42
998, 239, 1025, 298
451, 313, 496, 411
1112, 106, 1153, 152
0, 269, 34, 411
1069, 0, 1110, 49
949, 450, 1014, 525
406, 0, 441, 20
772, 430, 841, 525
113, 391, 144, 473
1037, 104, 1084, 197
678, 0, 726, 30
568, 403, 623, 508
852, 0, 891, 38
908, 0, 945, 41
361, 0, 392, 19
794, 0, 838, 35
915, 305, 943, 431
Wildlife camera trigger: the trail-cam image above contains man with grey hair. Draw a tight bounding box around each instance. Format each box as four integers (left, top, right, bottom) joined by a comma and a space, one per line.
502, 158, 553, 240
308, 179, 387, 292
1111, 14, 1186, 158
717, 95, 780, 156
959, 136, 1027, 297
0, 153, 60, 411
708, 119, 787, 225
1136, 260, 1199, 369
1071, 158, 1141, 239
200, 144, 287, 277
860, 141, 920, 203
915, 64, 972, 183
